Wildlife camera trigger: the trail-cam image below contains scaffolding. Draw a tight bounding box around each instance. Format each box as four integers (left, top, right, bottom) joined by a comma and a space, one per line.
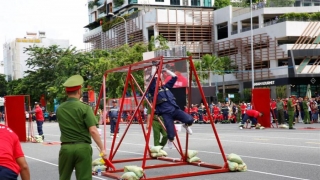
93, 56, 229, 179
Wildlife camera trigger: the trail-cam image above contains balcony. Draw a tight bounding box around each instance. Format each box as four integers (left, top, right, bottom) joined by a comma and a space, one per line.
83, 26, 102, 40
264, 17, 320, 27
240, 25, 259, 33
98, 13, 106, 18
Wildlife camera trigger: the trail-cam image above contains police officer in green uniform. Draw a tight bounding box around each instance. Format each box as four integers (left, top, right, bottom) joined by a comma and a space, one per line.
146, 106, 168, 147
302, 97, 310, 124
287, 96, 295, 129
57, 75, 105, 180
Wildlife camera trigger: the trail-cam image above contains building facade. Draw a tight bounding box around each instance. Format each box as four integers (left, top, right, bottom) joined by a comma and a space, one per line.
213, 5, 320, 99
83, 0, 320, 99
83, 0, 214, 57
3, 32, 69, 81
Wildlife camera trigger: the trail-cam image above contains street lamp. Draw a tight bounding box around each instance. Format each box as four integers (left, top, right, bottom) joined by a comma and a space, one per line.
108, 12, 128, 44
250, 0, 255, 89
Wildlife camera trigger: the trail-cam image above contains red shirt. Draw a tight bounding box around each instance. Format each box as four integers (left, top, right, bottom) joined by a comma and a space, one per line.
270, 101, 276, 109
240, 104, 247, 114
213, 107, 220, 115
35, 106, 44, 121
246, 110, 260, 118
192, 107, 198, 113
0, 124, 24, 174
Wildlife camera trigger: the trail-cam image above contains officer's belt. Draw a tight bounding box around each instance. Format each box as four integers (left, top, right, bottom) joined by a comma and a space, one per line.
61, 142, 89, 145
156, 98, 176, 105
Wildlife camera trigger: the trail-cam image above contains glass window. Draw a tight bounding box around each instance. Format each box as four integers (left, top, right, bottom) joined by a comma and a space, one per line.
129, 0, 137, 4
294, 1, 301, 6
203, 0, 212, 7
155, 0, 164, 2
191, 0, 200, 6
170, 0, 180, 5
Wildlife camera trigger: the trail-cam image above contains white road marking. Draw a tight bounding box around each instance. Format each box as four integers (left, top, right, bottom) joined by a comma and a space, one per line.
25, 156, 107, 180
42, 139, 320, 168
248, 169, 310, 180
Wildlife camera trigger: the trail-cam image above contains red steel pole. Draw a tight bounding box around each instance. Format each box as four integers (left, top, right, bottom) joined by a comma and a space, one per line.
189, 56, 228, 167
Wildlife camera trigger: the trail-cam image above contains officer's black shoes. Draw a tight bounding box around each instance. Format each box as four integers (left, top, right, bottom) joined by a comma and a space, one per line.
289, 127, 295, 130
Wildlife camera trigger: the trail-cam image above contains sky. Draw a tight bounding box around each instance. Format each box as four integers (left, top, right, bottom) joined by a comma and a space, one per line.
0, 0, 89, 74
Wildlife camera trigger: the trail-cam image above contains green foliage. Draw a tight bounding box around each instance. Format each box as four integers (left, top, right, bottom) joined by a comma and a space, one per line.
214, 0, 230, 9
280, 12, 320, 21
147, 35, 169, 51
101, 11, 139, 32
114, 0, 124, 7
276, 85, 286, 98
88, 0, 101, 9
6, 43, 148, 106
0, 74, 7, 96
243, 88, 252, 102
194, 55, 237, 82
267, 0, 295, 7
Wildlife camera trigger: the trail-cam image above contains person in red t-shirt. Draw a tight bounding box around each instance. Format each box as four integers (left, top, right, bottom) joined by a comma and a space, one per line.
240, 102, 247, 120
239, 109, 263, 129
0, 124, 30, 180
30, 102, 45, 140
270, 99, 277, 122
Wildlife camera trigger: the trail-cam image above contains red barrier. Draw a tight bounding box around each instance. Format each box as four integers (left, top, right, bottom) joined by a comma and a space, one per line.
252, 88, 271, 128
5, 95, 27, 142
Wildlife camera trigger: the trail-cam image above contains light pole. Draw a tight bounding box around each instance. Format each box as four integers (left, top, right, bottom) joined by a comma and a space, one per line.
108, 13, 128, 44
250, 0, 255, 89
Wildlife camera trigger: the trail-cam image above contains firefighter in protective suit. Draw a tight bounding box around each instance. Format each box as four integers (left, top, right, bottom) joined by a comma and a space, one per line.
148, 62, 194, 149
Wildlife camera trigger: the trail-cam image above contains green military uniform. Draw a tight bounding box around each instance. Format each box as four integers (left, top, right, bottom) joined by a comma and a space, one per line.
57, 75, 96, 180
287, 98, 294, 129
276, 100, 285, 125
302, 100, 310, 124
147, 107, 168, 147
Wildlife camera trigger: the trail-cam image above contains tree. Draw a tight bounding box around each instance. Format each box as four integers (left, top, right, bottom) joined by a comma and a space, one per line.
0, 74, 7, 96
215, 56, 238, 100
6, 43, 149, 107
194, 55, 237, 100
214, 0, 231, 9
148, 35, 169, 51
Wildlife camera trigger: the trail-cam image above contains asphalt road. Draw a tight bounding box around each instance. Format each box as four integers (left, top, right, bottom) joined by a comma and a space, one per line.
17, 122, 320, 180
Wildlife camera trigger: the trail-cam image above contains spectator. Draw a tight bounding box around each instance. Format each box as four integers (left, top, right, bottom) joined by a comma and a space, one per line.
0, 124, 30, 180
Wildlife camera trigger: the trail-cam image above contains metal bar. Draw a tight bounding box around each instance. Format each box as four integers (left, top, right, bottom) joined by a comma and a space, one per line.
142, 57, 164, 169
103, 74, 107, 151
307, 22, 320, 49
292, 22, 312, 49
142, 168, 229, 180
189, 56, 229, 168
109, 66, 132, 160
93, 84, 103, 115
129, 78, 152, 157
130, 75, 184, 158
296, 22, 316, 49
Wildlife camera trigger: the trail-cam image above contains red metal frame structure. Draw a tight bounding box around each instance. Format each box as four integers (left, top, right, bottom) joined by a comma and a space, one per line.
94, 56, 229, 179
